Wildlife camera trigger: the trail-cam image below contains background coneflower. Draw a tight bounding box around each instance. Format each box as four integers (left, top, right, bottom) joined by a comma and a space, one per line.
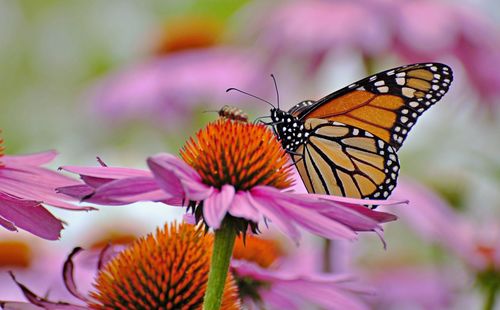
89, 222, 240, 309
231, 235, 372, 310
4, 222, 241, 310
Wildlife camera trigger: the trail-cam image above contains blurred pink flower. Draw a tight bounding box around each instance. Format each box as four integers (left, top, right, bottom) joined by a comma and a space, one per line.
92, 47, 265, 128
0, 146, 89, 240
0, 236, 83, 307
392, 178, 500, 272
234, 261, 371, 310
257, 0, 500, 101
2, 247, 105, 309
365, 266, 456, 310
231, 235, 372, 310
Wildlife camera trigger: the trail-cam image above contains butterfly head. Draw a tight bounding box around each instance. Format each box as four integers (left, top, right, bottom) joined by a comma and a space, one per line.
270, 108, 308, 152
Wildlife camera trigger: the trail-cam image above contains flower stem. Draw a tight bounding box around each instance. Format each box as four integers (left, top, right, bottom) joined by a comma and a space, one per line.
483, 282, 499, 310
203, 218, 237, 310
322, 238, 332, 273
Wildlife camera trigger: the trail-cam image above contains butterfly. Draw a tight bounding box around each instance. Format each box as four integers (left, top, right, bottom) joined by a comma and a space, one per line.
269, 63, 453, 200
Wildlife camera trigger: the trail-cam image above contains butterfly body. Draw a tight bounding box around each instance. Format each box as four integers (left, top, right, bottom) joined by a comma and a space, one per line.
270, 63, 452, 200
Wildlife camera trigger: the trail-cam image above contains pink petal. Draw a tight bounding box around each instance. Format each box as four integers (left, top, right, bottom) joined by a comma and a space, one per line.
278, 281, 369, 310
279, 197, 358, 240
90, 176, 169, 204
336, 203, 398, 224
311, 194, 407, 207
0, 192, 63, 240
0, 216, 17, 231
62, 248, 90, 302
203, 185, 235, 229
253, 187, 357, 240
247, 188, 301, 242
0, 167, 89, 211
0, 301, 44, 309
8, 272, 87, 309
2, 150, 57, 166
147, 154, 212, 201
228, 191, 261, 223
56, 185, 94, 200
60, 165, 151, 179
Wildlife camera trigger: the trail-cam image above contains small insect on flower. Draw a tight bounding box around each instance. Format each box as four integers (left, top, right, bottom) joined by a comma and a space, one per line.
218, 105, 249, 122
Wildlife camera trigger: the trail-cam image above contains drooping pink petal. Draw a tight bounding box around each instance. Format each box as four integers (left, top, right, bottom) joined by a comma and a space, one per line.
0, 192, 63, 240
246, 190, 301, 242
0, 301, 44, 309
147, 154, 212, 201
56, 185, 94, 200
2, 150, 57, 166
252, 186, 358, 241
0, 216, 17, 231
278, 197, 358, 241
62, 248, 90, 303
60, 165, 151, 179
8, 272, 87, 309
0, 167, 89, 211
203, 185, 235, 229
227, 191, 261, 223
90, 177, 169, 204
232, 260, 370, 310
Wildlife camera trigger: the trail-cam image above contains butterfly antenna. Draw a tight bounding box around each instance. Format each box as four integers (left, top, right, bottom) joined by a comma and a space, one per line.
226, 88, 275, 109
271, 74, 280, 109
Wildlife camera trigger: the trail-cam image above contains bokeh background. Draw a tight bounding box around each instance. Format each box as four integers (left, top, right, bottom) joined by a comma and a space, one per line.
1, 0, 500, 308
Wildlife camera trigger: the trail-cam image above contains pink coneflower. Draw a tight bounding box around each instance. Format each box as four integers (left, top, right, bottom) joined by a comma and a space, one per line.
62, 119, 399, 242
147, 119, 398, 240
0, 136, 89, 240
392, 178, 500, 309
92, 47, 264, 129
231, 235, 371, 310
61, 117, 401, 309
392, 178, 500, 272
1, 222, 240, 310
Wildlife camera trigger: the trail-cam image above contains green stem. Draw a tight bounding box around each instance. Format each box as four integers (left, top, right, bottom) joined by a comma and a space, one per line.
362, 55, 376, 75
203, 219, 237, 310
322, 238, 332, 273
483, 282, 499, 310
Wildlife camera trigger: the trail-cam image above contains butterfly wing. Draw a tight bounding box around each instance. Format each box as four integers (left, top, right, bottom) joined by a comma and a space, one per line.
293, 118, 400, 199
296, 63, 453, 150
288, 100, 315, 117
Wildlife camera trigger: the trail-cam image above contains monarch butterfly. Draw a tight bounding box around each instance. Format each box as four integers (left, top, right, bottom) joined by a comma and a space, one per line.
268, 63, 453, 200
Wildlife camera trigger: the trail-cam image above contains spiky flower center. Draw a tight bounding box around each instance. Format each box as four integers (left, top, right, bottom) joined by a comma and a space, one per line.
181, 119, 293, 191
89, 223, 240, 310
0, 241, 31, 268
232, 235, 283, 268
